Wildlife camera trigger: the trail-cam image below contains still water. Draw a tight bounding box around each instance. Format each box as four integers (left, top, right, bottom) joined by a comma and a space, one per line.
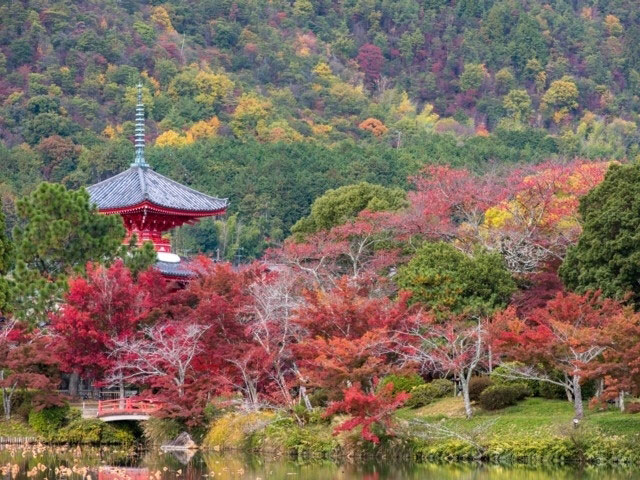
0, 445, 638, 480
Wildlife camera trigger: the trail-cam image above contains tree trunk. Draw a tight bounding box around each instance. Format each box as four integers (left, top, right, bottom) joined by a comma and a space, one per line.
2, 391, 10, 421
118, 376, 125, 409
619, 391, 625, 412
488, 345, 493, 373
595, 378, 604, 398
461, 375, 473, 419
299, 385, 312, 410
69, 371, 80, 397
0, 371, 9, 420
563, 373, 573, 402
572, 375, 583, 420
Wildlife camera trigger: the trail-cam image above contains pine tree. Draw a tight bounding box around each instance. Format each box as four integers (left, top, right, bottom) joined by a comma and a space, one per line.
10, 182, 125, 325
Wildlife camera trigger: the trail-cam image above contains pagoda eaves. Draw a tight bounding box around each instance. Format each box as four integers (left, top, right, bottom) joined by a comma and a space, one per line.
86, 83, 227, 277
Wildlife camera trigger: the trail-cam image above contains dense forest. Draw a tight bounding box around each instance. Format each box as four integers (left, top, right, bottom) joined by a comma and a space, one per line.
1, 0, 640, 258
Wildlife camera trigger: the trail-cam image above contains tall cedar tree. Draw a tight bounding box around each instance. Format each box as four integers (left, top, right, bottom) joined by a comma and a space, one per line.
0, 198, 12, 313
560, 163, 640, 305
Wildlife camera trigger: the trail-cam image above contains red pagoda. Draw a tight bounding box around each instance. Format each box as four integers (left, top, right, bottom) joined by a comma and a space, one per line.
87, 84, 228, 279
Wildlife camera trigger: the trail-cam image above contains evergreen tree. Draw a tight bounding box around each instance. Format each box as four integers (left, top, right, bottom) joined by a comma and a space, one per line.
560, 163, 640, 305
0, 198, 13, 314
291, 182, 407, 236
10, 182, 125, 324
396, 242, 516, 316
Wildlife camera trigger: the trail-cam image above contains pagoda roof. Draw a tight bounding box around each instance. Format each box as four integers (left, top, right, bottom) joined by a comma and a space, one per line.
155, 259, 195, 279
87, 165, 228, 214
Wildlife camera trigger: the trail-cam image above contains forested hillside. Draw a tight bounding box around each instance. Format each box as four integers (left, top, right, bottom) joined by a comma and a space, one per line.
1, 0, 639, 259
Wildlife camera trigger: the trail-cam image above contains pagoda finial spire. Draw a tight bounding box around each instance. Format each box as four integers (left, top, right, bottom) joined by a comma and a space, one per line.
133, 82, 148, 167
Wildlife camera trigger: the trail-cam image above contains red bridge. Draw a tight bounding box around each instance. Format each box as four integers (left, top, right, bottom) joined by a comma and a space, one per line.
96, 397, 162, 421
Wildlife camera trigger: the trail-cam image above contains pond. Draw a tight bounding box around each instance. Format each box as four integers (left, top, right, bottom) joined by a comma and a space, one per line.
0, 445, 638, 480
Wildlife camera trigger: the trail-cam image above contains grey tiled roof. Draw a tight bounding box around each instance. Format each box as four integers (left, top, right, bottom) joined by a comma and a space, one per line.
155, 260, 194, 278
87, 166, 228, 212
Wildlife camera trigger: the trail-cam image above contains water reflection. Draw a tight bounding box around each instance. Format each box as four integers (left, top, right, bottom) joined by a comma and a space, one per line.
0, 445, 637, 479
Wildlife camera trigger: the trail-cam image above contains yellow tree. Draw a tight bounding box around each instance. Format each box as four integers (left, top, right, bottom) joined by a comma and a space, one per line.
194, 71, 234, 107
151, 6, 175, 33
156, 130, 191, 147
231, 93, 272, 137
186, 117, 221, 142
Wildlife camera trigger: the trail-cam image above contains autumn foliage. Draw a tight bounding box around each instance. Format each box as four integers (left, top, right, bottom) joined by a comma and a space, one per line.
324, 383, 409, 444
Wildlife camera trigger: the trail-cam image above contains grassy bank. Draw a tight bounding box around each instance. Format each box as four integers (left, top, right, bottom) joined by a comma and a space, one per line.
203, 397, 640, 465
0, 407, 139, 445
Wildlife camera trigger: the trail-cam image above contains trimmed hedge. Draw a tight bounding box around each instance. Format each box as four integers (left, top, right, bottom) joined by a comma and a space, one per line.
490, 362, 539, 394
478, 384, 530, 410
406, 379, 453, 408
468, 376, 492, 402
379, 374, 424, 394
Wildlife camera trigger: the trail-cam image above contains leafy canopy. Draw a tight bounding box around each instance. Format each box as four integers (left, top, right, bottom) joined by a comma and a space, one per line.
10, 182, 126, 324
396, 241, 516, 316
291, 182, 407, 236
560, 163, 640, 305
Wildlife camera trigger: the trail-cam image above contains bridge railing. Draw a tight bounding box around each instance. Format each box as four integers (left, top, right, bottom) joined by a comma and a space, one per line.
97, 397, 162, 417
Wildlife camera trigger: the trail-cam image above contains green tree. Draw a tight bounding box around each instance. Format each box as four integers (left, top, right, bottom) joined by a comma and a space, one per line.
503, 89, 532, 124
0, 197, 13, 313
10, 183, 125, 324
396, 242, 516, 316
291, 182, 407, 236
542, 77, 579, 112
510, 14, 548, 72
560, 163, 640, 304
459, 63, 487, 92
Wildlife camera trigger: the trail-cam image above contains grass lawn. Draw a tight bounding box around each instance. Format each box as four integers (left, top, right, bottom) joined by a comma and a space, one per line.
397, 397, 640, 441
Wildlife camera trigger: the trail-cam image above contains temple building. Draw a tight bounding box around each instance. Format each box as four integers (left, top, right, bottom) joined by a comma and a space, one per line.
87, 84, 228, 279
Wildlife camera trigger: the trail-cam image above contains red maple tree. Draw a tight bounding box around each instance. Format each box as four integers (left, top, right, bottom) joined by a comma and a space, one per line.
494, 291, 625, 419
52, 260, 166, 387
324, 382, 409, 444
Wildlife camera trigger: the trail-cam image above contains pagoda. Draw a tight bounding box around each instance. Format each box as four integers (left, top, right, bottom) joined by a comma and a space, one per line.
87, 84, 228, 279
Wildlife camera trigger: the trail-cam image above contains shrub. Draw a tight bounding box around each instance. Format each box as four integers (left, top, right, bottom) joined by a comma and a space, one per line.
204, 411, 275, 450
539, 380, 567, 399
626, 403, 640, 414
28, 405, 69, 439
142, 417, 183, 445
478, 384, 529, 410
11, 391, 35, 421
468, 376, 492, 402
406, 379, 454, 408
379, 373, 424, 394
101, 422, 138, 445
57, 419, 102, 444
491, 362, 539, 395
